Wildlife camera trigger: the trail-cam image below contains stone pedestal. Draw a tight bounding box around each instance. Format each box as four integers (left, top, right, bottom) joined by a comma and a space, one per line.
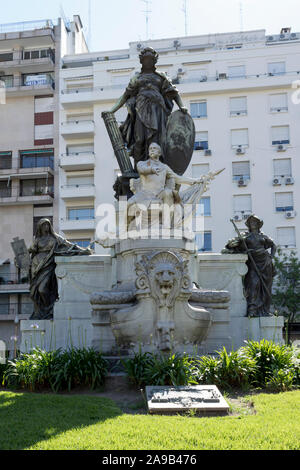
19, 251, 284, 354
91, 239, 231, 355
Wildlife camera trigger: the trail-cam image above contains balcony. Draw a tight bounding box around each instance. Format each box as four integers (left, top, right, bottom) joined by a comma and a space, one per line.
0, 20, 55, 47
0, 185, 54, 206
60, 152, 95, 171
1, 76, 55, 96
0, 303, 33, 320
61, 87, 95, 108
60, 184, 96, 200
60, 217, 96, 232
61, 120, 95, 139
0, 275, 29, 293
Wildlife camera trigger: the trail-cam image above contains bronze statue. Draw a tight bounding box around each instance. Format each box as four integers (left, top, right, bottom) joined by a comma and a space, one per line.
108, 47, 188, 168
29, 218, 91, 320
224, 215, 277, 318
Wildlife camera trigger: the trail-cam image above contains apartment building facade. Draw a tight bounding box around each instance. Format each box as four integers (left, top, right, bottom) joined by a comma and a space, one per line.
0, 16, 88, 353
59, 27, 300, 257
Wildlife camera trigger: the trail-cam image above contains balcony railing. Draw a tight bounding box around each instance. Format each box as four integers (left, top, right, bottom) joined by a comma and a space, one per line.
0, 275, 29, 285
21, 157, 54, 170
0, 186, 54, 199
61, 69, 300, 96
61, 151, 95, 157
0, 76, 55, 90
0, 303, 33, 316
0, 19, 54, 34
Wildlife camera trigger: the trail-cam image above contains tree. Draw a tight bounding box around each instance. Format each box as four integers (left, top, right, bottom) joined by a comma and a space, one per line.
272, 249, 300, 326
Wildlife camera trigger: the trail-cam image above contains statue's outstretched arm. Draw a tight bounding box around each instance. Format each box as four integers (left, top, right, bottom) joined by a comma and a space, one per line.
109, 93, 128, 113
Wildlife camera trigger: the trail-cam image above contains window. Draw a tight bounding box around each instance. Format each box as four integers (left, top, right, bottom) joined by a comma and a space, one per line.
20, 178, 54, 197
0, 151, 12, 170
270, 93, 288, 112
233, 194, 252, 214
271, 126, 290, 145
66, 144, 94, 156
192, 164, 209, 178
273, 159, 291, 177
67, 208, 95, 220
268, 62, 285, 76
66, 176, 94, 187
231, 129, 249, 148
0, 294, 9, 315
277, 227, 296, 248
0, 180, 11, 198
195, 232, 212, 252
20, 149, 54, 169
0, 75, 13, 87
23, 49, 53, 60
70, 240, 95, 249
232, 161, 250, 180
275, 192, 294, 212
230, 97, 247, 116
190, 101, 207, 118
0, 52, 13, 62
194, 132, 209, 151
196, 197, 211, 216
228, 65, 246, 79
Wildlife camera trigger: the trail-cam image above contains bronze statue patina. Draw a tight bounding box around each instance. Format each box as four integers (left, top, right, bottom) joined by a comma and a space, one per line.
29, 218, 91, 320
224, 215, 277, 318
109, 47, 188, 168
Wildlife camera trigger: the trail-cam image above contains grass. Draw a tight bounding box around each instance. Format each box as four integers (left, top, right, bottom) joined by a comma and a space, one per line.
0, 390, 299, 450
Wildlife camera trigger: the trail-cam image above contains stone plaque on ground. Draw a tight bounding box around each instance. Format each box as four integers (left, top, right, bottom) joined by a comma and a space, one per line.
146, 385, 230, 416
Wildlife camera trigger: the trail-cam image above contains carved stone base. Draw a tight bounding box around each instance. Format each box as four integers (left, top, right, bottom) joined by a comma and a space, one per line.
91, 239, 231, 354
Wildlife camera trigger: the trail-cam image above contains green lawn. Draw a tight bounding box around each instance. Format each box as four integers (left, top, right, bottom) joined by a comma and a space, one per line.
0, 390, 299, 450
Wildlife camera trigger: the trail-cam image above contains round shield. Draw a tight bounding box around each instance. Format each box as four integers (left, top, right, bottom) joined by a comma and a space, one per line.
164, 110, 195, 175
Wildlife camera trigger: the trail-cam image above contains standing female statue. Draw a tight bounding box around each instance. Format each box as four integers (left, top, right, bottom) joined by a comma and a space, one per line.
109, 47, 188, 168
29, 218, 91, 320
224, 215, 277, 317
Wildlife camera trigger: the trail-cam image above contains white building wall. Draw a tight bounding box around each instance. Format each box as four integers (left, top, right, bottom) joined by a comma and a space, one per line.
59, 28, 300, 255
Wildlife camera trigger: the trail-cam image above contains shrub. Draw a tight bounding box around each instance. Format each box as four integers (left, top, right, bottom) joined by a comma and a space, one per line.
3, 348, 108, 392
51, 348, 108, 392
266, 368, 296, 392
123, 352, 197, 388
122, 352, 154, 388
242, 340, 294, 387
193, 348, 257, 390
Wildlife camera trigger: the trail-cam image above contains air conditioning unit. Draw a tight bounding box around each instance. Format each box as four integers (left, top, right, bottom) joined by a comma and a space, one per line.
290, 33, 298, 39
177, 68, 185, 75
205, 149, 212, 156
267, 36, 275, 41
236, 147, 245, 155
233, 213, 243, 221
199, 75, 208, 82
279, 33, 288, 40
277, 144, 287, 152
285, 211, 296, 219
285, 176, 294, 185
242, 213, 251, 220
237, 177, 248, 187
173, 40, 181, 49
218, 73, 227, 80
272, 177, 282, 186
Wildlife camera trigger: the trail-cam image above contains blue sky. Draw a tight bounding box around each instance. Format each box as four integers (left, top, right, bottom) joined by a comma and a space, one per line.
0, 0, 299, 52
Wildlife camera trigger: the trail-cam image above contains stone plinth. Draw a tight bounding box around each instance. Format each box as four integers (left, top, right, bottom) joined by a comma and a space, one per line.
146, 385, 230, 415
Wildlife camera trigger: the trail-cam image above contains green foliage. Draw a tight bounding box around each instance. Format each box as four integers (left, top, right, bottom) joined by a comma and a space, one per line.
0, 363, 7, 384
272, 249, 300, 324
122, 352, 154, 388
3, 348, 108, 392
242, 339, 295, 389
123, 352, 197, 387
194, 348, 257, 390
